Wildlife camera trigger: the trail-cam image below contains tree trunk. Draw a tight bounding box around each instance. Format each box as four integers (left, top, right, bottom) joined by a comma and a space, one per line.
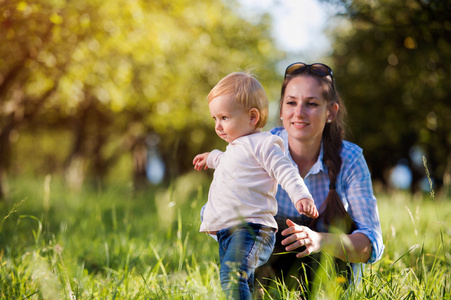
0, 116, 15, 199
132, 136, 148, 191
64, 99, 91, 192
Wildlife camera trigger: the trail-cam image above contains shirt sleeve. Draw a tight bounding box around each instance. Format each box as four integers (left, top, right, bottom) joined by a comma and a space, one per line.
343, 152, 385, 263
256, 136, 313, 204
206, 149, 223, 169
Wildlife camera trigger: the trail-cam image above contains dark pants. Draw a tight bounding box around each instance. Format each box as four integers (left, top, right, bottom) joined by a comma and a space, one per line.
255, 217, 352, 297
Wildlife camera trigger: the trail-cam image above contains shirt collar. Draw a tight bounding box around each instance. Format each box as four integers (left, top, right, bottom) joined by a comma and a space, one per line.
308, 141, 326, 176
281, 129, 327, 176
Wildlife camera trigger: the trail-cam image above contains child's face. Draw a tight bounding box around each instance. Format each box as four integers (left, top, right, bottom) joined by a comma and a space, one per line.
209, 95, 257, 143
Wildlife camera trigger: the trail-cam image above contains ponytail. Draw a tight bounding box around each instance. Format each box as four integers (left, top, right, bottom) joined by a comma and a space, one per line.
310, 95, 356, 234
310, 123, 356, 234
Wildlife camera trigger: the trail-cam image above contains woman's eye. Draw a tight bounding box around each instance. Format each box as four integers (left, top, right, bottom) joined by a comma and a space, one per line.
308, 102, 319, 107
286, 101, 296, 106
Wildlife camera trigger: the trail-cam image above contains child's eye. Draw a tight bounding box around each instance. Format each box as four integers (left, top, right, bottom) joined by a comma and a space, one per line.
222, 116, 229, 120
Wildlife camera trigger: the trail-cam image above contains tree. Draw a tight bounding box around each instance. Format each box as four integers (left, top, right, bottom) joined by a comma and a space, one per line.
0, 0, 80, 197
324, 0, 451, 193
0, 0, 284, 198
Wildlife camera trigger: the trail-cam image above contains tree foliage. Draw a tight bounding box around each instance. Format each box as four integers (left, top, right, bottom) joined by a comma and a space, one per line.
325, 0, 451, 192
0, 0, 284, 197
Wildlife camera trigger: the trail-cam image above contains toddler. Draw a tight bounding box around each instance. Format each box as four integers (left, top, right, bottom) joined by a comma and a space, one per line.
193, 71, 318, 299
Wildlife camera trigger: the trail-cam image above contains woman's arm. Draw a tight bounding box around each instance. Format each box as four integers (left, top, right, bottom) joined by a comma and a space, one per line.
341, 147, 384, 263
281, 219, 372, 263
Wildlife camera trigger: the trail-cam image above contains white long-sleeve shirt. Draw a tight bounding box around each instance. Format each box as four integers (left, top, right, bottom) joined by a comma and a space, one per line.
200, 132, 313, 233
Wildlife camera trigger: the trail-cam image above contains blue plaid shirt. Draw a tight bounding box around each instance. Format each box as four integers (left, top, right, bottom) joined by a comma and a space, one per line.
271, 127, 384, 264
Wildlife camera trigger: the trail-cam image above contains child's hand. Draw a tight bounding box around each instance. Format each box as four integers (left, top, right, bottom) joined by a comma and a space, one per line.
193, 152, 210, 171
295, 198, 318, 219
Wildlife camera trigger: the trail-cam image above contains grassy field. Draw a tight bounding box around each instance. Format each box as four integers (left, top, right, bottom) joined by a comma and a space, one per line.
1, 173, 450, 299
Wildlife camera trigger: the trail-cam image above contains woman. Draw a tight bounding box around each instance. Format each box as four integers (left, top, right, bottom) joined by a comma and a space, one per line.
255, 62, 384, 294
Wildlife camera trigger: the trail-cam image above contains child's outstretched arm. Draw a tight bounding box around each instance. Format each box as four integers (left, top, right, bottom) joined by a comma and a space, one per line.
193, 152, 210, 171
295, 198, 319, 219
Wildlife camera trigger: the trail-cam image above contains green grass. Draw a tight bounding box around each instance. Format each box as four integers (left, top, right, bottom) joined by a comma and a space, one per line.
1, 174, 450, 299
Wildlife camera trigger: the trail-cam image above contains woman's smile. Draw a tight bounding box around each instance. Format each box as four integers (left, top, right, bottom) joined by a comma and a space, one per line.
291, 121, 309, 128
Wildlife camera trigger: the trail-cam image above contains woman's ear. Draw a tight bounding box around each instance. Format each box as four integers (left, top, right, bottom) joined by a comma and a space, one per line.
327, 103, 339, 122
249, 108, 260, 126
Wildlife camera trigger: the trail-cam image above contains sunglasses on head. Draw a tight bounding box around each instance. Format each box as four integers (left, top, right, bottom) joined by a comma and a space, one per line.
284, 62, 333, 79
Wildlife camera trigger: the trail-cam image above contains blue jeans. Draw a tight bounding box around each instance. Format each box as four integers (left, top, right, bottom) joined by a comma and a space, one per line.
216, 223, 276, 300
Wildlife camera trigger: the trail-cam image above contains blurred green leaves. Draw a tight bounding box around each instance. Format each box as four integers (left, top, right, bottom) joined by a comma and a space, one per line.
0, 0, 283, 194
328, 0, 451, 191
4, 0, 449, 195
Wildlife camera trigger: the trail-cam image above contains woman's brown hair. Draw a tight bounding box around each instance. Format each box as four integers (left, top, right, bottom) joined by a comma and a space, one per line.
280, 72, 356, 234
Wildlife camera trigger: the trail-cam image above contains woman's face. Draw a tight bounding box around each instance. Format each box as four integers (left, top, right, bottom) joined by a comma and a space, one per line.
281, 76, 334, 145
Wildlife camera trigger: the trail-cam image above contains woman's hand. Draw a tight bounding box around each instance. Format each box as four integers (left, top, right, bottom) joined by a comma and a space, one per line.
193, 152, 210, 171
281, 219, 322, 258
281, 219, 372, 262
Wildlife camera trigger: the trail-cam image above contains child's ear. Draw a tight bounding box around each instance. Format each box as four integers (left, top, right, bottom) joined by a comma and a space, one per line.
249, 108, 260, 126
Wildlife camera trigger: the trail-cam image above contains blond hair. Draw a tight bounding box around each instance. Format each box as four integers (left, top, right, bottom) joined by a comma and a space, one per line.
208, 72, 268, 128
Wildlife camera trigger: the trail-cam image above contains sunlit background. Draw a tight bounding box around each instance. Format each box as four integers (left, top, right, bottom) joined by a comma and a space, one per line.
1, 1, 450, 298
0, 0, 449, 198
238, 0, 332, 53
